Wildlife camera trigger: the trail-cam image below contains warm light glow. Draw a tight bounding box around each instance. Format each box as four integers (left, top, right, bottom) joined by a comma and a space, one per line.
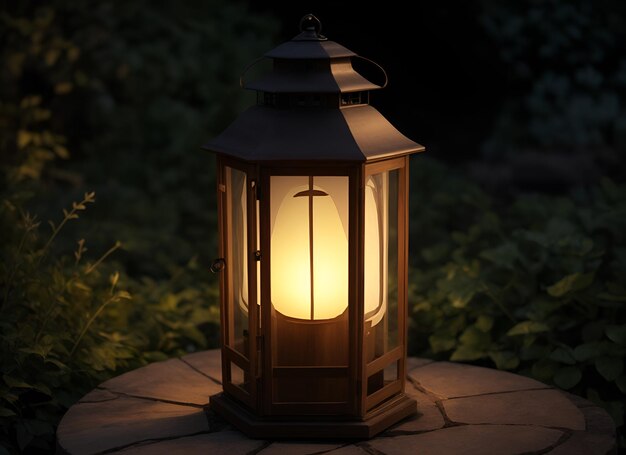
271, 176, 348, 320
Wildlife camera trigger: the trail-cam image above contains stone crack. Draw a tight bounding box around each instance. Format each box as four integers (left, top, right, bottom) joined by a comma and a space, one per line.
98, 386, 206, 408
179, 357, 222, 386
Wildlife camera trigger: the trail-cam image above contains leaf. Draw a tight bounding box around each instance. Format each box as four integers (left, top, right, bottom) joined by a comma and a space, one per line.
44, 357, 67, 370
428, 334, 456, 353
184, 326, 207, 347
459, 326, 491, 349
549, 347, 576, 365
3, 375, 33, 390
116, 290, 132, 300
554, 367, 582, 389
531, 359, 559, 382
595, 357, 624, 381
19, 345, 52, 358
53, 144, 70, 159
574, 342, 602, 362
605, 325, 626, 345
480, 242, 520, 269
451, 345, 486, 361
110, 271, 120, 288
0, 407, 16, 417
45, 48, 60, 66
17, 130, 31, 149
507, 321, 550, 336
475, 315, 494, 332
547, 272, 595, 297
72, 281, 92, 292
489, 351, 520, 370
54, 82, 73, 95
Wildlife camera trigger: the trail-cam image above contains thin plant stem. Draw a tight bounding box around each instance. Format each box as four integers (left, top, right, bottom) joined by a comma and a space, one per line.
38, 192, 94, 266
69, 294, 116, 357
85, 241, 121, 275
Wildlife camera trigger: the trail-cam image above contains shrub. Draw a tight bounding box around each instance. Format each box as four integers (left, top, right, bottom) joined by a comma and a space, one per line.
409, 157, 626, 445
0, 190, 220, 453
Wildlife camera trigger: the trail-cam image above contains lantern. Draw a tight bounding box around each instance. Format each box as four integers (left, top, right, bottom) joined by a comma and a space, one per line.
204, 14, 424, 438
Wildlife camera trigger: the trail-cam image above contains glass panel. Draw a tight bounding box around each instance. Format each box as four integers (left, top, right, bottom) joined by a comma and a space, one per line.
364, 170, 399, 362
270, 175, 350, 405
367, 361, 399, 396
225, 166, 248, 357
230, 362, 250, 393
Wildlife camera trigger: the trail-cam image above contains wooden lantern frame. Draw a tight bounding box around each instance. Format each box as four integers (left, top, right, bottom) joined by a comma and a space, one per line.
205, 14, 424, 439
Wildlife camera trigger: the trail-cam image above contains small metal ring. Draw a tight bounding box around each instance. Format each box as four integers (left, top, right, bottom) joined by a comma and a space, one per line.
210, 258, 226, 273
299, 14, 322, 34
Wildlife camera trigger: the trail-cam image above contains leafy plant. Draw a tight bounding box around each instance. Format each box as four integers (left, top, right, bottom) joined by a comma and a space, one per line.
0, 191, 130, 452
409, 157, 626, 445
0, 188, 220, 453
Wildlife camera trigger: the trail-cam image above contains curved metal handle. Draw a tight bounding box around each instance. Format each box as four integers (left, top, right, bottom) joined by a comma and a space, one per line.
210, 258, 226, 273
353, 55, 388, 89
239, 57, 265, 89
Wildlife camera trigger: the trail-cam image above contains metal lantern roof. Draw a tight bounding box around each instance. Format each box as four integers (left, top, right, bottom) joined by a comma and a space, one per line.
203, 14, 424, 162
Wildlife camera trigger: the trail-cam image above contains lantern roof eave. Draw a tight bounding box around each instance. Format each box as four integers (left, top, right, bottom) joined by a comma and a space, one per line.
202, 105, 424, 162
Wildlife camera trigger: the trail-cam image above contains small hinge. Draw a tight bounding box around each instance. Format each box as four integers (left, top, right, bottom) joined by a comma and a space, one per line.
254, 250, 261, 261
218, 183, 226, 192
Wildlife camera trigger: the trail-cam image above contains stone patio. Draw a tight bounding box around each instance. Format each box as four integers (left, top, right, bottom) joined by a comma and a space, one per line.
57, 349, 617, 454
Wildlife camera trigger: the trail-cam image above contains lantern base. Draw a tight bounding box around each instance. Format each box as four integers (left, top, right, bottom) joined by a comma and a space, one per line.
209, 392, 417, 439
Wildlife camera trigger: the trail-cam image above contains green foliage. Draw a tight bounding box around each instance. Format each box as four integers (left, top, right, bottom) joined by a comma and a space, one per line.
409, 157, 626, 438
0, 1, 275, 452
0, 0, 278, 275
0, 191, 220, 452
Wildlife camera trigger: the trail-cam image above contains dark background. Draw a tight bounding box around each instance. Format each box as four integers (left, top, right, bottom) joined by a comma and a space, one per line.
252, 2, 504, 163
253, 1, 626, 192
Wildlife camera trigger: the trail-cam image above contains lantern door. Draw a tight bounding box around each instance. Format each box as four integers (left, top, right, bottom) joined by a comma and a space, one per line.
360, 156, 408, 415
217, 159, 260, 411
260, 168, 357, 416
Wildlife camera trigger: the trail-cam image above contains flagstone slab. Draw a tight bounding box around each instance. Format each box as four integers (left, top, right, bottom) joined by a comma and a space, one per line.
409, 361, 549, 399
100, 357, 220, 405
57, 350, 616, 454
325, 445, 370, 454
257, 441, 345, 455
79, 387, 120, 403
443, 389, 585, 430
181, 349, 223, 383
392, 385, 444, 433
117, 431, 266, 454
546, 431, 617, 455
57, 396, 208, 454
367, 425, 564, 455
